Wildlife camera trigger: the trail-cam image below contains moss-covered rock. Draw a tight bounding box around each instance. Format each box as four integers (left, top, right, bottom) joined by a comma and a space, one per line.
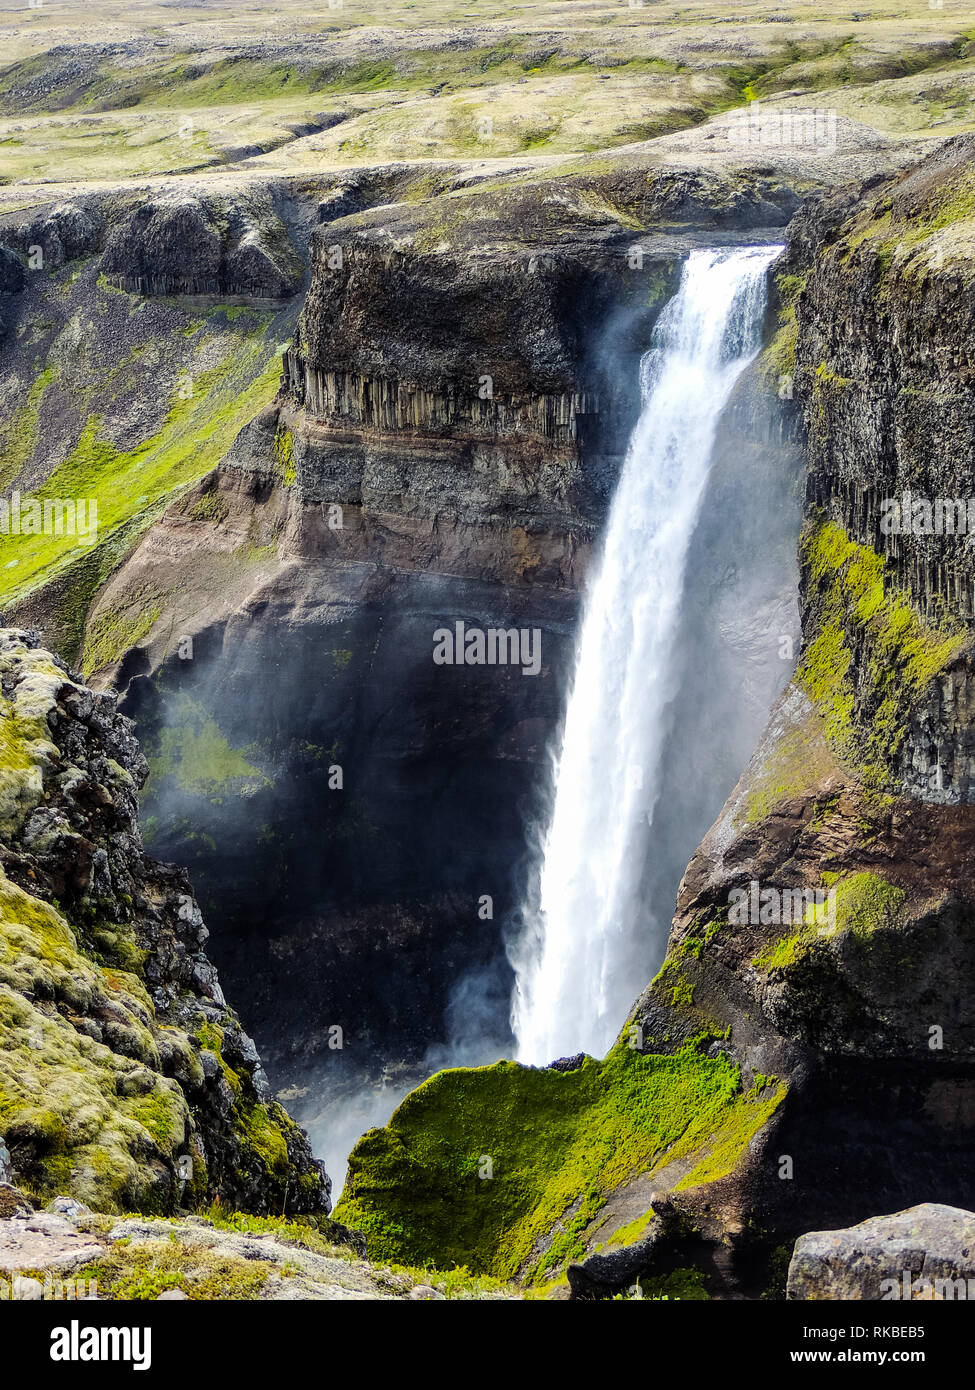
336, 1043, 784, 1286
797, 518, 970, 793
0, 628, 329, 1217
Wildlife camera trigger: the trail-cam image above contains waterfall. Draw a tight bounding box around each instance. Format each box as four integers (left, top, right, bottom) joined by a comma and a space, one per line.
511, 245, 783, 1066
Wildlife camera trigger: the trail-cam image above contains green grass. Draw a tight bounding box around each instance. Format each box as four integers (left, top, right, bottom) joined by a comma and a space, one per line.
336, 1042, 785, 1283
0, 366, 56, 492
0, 350, 284, 611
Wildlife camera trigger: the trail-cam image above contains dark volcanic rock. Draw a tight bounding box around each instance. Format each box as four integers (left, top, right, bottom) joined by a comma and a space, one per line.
0, 246, 25, 295
4, 202, 103, 269
101, 193, 302, 299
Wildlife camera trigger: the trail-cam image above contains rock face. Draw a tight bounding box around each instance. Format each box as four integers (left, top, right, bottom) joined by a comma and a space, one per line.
0, 1209, 106, 1275
3, 202, 103, 270
788, 1205, 975, 1301
0, 134, 933, 1280
81, 167, 805, 1156
787, 131, 975, 802
100, 190, 303, 299
335, 134, 975, 1298
0, 628, 329, 1217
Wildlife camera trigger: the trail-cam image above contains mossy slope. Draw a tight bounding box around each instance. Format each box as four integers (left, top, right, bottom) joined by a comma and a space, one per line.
0, 631, 327, 1216
798, 519, 968, 788
336, 1043, 784, 1284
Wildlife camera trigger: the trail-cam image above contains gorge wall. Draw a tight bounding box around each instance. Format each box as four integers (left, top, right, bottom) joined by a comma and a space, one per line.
337, 133, 975, 1297
0, 124, 935, 1259
56, 161, 808, 1176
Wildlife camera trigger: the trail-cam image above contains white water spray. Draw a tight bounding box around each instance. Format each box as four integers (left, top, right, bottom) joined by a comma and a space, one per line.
511, 245, 782, 1065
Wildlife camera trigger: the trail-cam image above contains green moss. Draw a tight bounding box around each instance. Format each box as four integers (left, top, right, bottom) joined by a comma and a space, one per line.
797, 521, 967, 787
238, 1102, 290, 1177
273, 422, 296, 486
743, 705, 839, 826
190, 492, 230, 523
0, 366, 56, 491
146, 693, 270, 799
0, 867, 178, 1210
124, 1085, 187, 1154
636, 1266, 710, 1300
833, 870, 905, 937
761, 271, 806, 383
81, 597, 162, 678
605, 1207, 655, 1250
80, 1236, 279, 1300
335, 1043, 785, 1283
753, 871, 906, 971
0, 350, 284, 611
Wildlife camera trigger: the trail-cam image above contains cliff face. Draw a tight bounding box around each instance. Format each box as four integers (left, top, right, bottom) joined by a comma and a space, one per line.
337, 135, 975, 1297
84, 167, 808, 1156
94, 199, 674, 1137
0, 134, 925, 1266
0, 627, 329, 1218
788, 132, 975, 802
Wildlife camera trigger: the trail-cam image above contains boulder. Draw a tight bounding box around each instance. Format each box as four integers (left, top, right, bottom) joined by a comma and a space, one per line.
788, 1204, 975, 1300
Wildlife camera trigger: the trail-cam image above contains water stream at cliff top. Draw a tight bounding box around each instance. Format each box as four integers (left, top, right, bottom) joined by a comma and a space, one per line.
511, 245, 782, 1065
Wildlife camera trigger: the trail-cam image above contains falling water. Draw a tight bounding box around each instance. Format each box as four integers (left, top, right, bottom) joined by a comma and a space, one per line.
512, 245, 782, 1065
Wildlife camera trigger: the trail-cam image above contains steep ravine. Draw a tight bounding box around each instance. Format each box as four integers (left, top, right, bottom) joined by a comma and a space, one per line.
59, 164, 810, 1182
0, 124, 953, 1290
336, 132, 975, 1297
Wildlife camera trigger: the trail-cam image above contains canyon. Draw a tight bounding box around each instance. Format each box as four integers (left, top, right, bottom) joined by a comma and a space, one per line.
1, 0, 974, 1306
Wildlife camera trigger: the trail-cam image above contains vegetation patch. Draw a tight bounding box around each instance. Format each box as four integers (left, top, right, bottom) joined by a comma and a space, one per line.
753, 870, 906, 970
79, 1236, 280, 1300
0, 350, 284, 612
145, 693, 270, 800
336, 1043, 785, 1283
797, 520, 968, 787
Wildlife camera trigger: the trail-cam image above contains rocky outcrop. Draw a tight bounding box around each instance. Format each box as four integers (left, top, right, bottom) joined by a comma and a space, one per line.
780, 135, 975, 802
100, 190, 303, 299
792, 133, 975, 618
3, 202, 103, 270
0, 1197, 515, 1300
0, 247, 25, 296
0, 627, 329, 1217
788, 1205, 975, 1300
